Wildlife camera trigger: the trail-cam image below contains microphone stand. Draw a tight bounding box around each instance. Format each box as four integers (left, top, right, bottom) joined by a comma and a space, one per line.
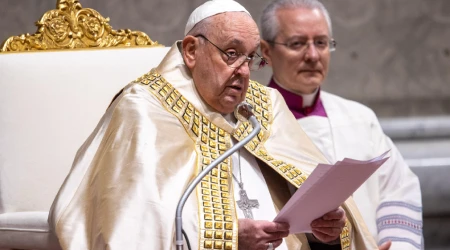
175, 103, 261, 250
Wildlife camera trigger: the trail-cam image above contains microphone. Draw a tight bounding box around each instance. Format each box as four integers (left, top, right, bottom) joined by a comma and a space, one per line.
175, 102, 261, 250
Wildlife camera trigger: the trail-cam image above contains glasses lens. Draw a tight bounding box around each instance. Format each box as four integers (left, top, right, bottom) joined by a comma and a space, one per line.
228, 55, 246, 68
329, 40, 337, 52
228, 55, 266, 71
249, 57, 266, 71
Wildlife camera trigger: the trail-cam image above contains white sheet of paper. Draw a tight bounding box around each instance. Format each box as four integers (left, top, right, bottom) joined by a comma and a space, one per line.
273, 150, 390, 234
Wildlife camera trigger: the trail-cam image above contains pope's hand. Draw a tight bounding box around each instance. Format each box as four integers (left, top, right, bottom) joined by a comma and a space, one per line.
310, 207, 346, 243
379, 240, 392, 250
238, 219, 289, 250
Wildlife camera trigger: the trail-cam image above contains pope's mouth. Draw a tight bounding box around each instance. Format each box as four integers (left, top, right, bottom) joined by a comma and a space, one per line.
226, 84, 243, 93
225, 86, 244, 98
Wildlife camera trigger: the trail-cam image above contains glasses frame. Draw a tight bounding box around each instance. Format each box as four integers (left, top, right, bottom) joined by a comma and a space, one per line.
195, 34, 267, 71
269, 38, 337, 52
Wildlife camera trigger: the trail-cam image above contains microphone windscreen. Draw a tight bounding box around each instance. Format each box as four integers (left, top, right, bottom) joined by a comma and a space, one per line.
234, 102, 254, 122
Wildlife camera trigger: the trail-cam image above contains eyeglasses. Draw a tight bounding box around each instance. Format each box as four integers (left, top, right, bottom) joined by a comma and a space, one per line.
196, 34, 267, 71
268, 38, 337, 53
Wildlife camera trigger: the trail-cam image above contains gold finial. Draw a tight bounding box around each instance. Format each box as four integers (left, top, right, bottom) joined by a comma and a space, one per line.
1, 0, 159, 52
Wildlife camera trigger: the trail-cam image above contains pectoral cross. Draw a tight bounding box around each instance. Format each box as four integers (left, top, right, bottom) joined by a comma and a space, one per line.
236, 183, 259, 219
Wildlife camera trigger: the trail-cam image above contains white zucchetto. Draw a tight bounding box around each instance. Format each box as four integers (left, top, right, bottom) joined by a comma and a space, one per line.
184, 0, 251, 35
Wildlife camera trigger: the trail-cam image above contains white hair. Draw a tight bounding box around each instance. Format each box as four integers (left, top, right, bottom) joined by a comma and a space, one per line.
260, 0, 333, 42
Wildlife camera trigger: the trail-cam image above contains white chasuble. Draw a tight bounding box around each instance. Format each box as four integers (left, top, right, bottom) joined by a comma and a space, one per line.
298, 91, 423, 250
49, 42, 377, 250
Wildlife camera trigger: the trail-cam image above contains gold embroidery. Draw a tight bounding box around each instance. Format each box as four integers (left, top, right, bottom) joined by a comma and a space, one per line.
225, 242, 233, 250
138, 70, 351, 249
215, 231, 223, 239
233, 81, 309, 189
205, 230, 213, 238
340, 219, 351, 250
214, 241, 224, 249
139, 69, 237, 249
204, 240, 213, 249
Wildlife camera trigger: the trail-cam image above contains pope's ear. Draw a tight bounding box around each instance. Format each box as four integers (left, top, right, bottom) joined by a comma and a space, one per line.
260, 40, 273, 66
182, 36, 198, 69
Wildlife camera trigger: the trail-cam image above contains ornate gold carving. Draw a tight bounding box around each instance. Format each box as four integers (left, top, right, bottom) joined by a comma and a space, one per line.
1, 0, 159, 52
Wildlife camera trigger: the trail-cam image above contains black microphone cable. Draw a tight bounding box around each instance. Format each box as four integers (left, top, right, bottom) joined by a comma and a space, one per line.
182, 229, 192, 250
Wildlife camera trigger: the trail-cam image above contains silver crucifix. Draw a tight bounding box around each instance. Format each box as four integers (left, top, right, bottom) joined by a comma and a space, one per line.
236, 183, 259, 219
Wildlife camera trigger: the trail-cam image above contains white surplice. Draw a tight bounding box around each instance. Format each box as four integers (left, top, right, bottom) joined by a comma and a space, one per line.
297, 91, 423, 250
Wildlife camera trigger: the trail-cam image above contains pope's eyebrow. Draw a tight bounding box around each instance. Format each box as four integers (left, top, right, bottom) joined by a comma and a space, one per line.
227, 38, 244, 46
226, 38, 259, 53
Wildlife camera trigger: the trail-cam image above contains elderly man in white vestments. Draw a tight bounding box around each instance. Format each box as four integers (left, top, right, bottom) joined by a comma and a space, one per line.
49, 1, 380, 250
260, 0, 423, 249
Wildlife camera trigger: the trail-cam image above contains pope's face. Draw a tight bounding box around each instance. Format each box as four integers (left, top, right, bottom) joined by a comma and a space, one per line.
261, 8, 331, 95
188, 12, 260, 114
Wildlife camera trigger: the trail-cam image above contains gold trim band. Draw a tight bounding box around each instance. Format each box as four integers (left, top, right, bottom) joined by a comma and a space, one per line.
136, 70, 237, 250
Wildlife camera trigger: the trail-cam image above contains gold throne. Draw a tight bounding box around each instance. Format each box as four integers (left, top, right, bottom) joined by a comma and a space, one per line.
1, 0, 159, 52
0, 1, 169, 249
